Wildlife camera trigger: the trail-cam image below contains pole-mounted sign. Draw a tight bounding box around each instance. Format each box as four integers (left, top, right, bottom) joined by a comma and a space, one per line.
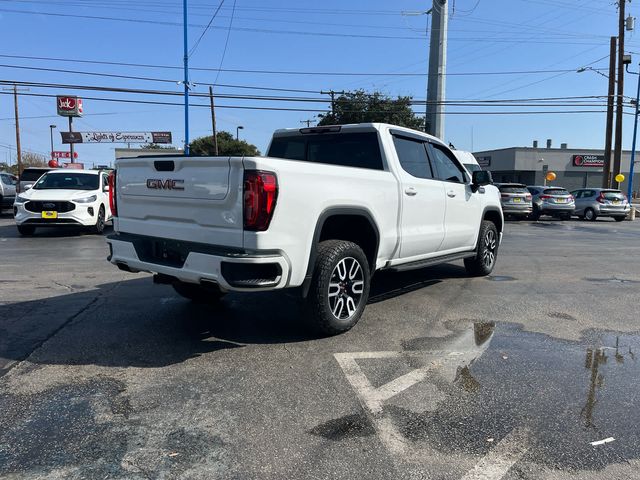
61, 131, 173, 144
56, 96, 83, 117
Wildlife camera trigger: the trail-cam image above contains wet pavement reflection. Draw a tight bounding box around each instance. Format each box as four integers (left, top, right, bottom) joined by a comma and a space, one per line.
393, 323, 640, 471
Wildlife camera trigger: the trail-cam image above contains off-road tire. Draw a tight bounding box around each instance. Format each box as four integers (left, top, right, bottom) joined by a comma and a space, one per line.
305, 240, 370, 336
464, 220, 499, 277
91, 205, 106, 234
17, 224, 35, 236
173, 281, 224, 304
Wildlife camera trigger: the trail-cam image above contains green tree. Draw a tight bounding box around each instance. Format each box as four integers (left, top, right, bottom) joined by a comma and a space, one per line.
0, 152, 48, 175
318, 90, 423, 130
189, 131, 261, 156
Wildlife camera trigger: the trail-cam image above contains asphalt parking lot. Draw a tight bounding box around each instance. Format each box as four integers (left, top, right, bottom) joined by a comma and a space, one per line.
1, 212, 640, 480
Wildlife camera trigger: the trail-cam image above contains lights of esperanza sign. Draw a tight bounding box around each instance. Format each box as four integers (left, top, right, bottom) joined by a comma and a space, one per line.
56, 96, 83, 117
61, 131, 172, 144
572, 154, 604, 168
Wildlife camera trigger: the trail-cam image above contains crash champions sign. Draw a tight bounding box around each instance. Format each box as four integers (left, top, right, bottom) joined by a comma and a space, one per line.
572, 154, 604, 168
61, 131, 172, 144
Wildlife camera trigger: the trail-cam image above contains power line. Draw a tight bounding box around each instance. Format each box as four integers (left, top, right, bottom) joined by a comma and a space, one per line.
214, 0, 236, 84
0, 91, 610, 116
0, 53, 609, 77
188, 0, 225, 57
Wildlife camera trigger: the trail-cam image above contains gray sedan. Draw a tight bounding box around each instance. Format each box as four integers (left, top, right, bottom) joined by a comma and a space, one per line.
570, 188, 630, 222
527, 185, 575, 220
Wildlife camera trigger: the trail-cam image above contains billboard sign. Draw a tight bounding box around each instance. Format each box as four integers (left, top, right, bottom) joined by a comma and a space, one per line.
61, 131, 172, 144
476, 156, 491, 168
572, 154, 604, 168
52, 151, 78, 159
57, 96, 83, 117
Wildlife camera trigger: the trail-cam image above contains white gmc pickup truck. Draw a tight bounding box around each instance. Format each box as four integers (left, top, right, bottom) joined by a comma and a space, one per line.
107, 123, 503, 335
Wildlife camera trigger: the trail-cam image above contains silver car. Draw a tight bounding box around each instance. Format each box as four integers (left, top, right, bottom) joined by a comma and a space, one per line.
495, 183, 532, 219
527, 185, 575, 220
0, 171, 18, 213
570, 188, 630, 222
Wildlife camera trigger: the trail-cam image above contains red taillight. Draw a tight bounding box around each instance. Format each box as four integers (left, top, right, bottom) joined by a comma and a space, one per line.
525, 194, 532, 201
596, 193, 606, 204
540, 195, 552, 200
243, 170, 278, 231
108, 170, 117, 217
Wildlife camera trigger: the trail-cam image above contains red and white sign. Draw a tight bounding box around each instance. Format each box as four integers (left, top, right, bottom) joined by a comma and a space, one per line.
572, 154, 604, 168
57, 96, 83, 117
52, 151, 78, 159
63, 162, 85, 169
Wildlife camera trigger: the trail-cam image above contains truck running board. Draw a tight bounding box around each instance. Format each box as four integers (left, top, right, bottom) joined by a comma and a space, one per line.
386, 251, 476, 272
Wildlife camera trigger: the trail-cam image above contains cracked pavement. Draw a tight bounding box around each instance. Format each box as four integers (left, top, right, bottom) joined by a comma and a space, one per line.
1, 214, 640, 480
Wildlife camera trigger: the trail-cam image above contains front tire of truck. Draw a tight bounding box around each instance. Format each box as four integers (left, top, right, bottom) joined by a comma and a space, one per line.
305, 240, 371, 336
172, 281, 225, 304
464, 220, 499, 277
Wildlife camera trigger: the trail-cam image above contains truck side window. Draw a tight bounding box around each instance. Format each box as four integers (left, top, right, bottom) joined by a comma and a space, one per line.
392, 136, 433, 179
430, 144, 467, 183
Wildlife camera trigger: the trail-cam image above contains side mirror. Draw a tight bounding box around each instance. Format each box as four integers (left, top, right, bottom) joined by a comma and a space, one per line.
24, 184, 33, 190
471, 171, 492, 191
103, 185, 110, 192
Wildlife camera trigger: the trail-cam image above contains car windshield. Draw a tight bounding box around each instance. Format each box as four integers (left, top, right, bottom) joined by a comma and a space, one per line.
33, 172, 99, 190
602, 190, 625, 200
464, 163, 482, 173
20, 169, 50, 182
0, 173, 17, 186
544, 188, 570, 196
499, 185, 527, 193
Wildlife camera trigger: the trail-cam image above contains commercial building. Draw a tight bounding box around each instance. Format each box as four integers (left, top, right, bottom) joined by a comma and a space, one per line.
473, 140, 639, 196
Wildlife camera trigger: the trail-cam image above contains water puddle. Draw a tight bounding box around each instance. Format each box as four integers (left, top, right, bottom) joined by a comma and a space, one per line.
387, 323, 640, 471
486, 275, 516, 282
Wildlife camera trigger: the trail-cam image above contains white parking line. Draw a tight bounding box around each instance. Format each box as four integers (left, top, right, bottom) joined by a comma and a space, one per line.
459, 427, 529, 480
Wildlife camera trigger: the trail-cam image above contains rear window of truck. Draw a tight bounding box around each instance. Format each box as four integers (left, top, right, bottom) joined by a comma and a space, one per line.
268, 132, 384, 170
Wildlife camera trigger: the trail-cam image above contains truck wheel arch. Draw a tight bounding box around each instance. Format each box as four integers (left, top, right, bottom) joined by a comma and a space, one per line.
479, 207, 503, 245
301, 207, 380, 298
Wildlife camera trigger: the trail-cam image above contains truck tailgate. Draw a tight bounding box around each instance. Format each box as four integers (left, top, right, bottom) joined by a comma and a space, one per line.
115, 156, 244, 248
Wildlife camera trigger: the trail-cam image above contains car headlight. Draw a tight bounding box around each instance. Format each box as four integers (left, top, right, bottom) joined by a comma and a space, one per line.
15, 195, 29, 203
74, 195, 97, 204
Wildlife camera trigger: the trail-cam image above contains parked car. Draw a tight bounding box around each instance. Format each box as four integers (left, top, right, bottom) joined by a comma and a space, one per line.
526, 186, 575, 220
570, 188, 630, 222
107, 123, 504, 335
13, 169, 112, 236
0, 171, 18, 213
18, 167, 52, 193
495, 183, 532, 219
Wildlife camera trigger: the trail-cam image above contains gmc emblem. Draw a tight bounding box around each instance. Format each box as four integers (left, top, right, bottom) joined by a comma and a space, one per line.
146, 179, 185, 190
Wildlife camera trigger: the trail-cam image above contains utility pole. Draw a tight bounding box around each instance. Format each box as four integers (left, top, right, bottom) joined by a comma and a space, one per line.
300, 119, 315, 127
209, 86, 218, 155
3, 85, 28, 176
13, 85, 22, 176
183, 0, 190, 155
68, 116, 74, 163
603, 36, 617, 189
426, 0, 448, 139
320, 90, 345, 118
613, 0, 628, 188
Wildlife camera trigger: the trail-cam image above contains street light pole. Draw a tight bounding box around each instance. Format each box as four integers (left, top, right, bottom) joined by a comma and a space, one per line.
236, 126, 244, 140
183, 0, 190, 156
49, 125, 56, 160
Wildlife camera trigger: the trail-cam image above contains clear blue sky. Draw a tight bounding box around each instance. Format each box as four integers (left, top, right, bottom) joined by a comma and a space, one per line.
1, 0, 639, 167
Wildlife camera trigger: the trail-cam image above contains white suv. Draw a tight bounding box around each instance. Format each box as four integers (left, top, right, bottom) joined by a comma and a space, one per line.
14, 169, 112, 236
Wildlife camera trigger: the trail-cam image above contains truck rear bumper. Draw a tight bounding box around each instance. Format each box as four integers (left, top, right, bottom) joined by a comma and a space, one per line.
107, 233, 290, 292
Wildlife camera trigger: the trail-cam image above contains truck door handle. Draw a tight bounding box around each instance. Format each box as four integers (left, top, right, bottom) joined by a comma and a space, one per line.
404, 187, 417, 196
447, 190, 456, 198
